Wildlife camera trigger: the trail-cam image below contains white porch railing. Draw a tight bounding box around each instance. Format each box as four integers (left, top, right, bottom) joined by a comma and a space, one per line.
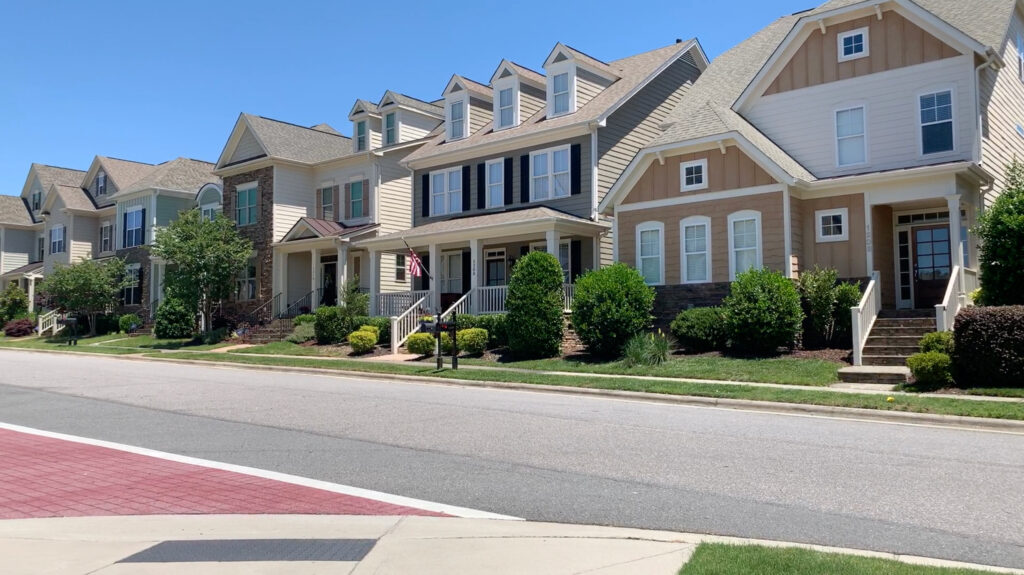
378, 290, 430, 318
476, 286, 507, 315
37, 309, 66, 337
390, 295, 430, 354
851, 271, 881, 367
440, 290, 473, 321
963, 267, 979, 305
563, 283, 575, 312
935, 265, 963, 332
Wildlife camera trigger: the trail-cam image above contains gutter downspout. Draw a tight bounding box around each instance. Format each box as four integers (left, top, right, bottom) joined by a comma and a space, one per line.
974, 48, 1002, 166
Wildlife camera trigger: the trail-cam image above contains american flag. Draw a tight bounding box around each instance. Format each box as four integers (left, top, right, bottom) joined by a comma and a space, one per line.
408, 249, 424, 278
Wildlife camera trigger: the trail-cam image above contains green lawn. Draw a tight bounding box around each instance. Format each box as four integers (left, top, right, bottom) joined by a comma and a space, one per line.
0, 333, 146, 355
94, 335, 231, 351
680, 544, 996, 574
146, 352, 1024, 421
456, 355, 841, 386
233, 341, 351, 357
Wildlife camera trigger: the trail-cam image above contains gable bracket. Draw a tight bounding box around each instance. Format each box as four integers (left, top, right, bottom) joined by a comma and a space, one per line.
718, 140, 727, 155
875, 5, 883, 20
656, 151, 665, 166
818, 21, 827, 35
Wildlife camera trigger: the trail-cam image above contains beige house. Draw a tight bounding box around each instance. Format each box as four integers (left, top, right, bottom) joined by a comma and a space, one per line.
601, 0, 1024, 367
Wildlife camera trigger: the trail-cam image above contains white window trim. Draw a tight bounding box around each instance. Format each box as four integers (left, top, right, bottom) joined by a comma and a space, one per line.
680, 159, 708, 192
125, 206, 145, 248
319, 184, 335, 220
354, 120, 367, 151
485, 158, 505, 209
124, 263, 142, 305
834, 104, 868, 168
815, 207, 850, 243
529, 144, 572, 202
727, 210, 763, 281
100, 221, 113, 253
446, 96, 469, 141
546, 61, 577, 118
200, 202, 220, 221
49, 225, 66, 254
429, 167, 463, 217
31, 191, 41, 211
484, 248, 507, 286
680, 216, 711, 284
384, 112, 398, 146
493, 78, 519, 131
635, 221, 664, 286
918, 87, 956, 157
440, 250, 463, 293
837, 27, 869, 62
348, 178, 367, 220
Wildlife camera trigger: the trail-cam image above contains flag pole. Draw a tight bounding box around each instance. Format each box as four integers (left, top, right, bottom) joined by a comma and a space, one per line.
401, 237, 433, 282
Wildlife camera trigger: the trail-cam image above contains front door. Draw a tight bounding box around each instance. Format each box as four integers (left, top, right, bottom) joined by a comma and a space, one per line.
321, 262, 337, 306
913, 225, 952, 308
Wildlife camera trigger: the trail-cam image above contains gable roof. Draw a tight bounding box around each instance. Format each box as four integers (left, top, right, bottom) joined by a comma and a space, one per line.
349, 99, 380, 118
0, 195, 32, 226
444, 75, 493, 101
24, 164, 86, 198
545, 43, 621, 80
232, 114, 355, 166
281, 217, 378, 242
94, 156, 157, 191
46, 183, 98, 213
115, 158, 218, 197
491, 59, 547, 88
405, 40, 704, 165
311, 123, 342, 135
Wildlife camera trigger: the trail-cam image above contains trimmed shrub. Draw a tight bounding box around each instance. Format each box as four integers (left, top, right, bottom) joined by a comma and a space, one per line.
457, 328, 489, 356
440, 331, 453, 355
119, 313, 141, 334
348, 330, 377, 354
976, 160, 1024, 305
952, 305, 1024, 388
621, 331, 671, 367
358, 324, 380, 339
570, 263, 655, 359
919, 331, 954, 355
907, 351, 953, 388
314, 306, 347, 345
293, 313, 316, 326
351, 316, 390, 343
406, 333, 436, 356
154, 298, 194, 339
285, 323, 315, 344
670, 307, 727, 352
0, 283, 29, 324
724, 268, 804, 355
797, 267, 863, 348
3, 318, 34, 337
505, 252, 564, 359
454, 314, 508, 348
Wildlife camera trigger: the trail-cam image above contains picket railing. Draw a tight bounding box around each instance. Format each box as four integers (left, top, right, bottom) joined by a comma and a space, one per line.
37, 309, 66, 336
851, 271, 881, 366
476, 286, 507, 315
440, 290, 474, 321
562, 283, 575, 312
391, 295, 430, 354
963, 267, 979, 305
378, 290, 430, 318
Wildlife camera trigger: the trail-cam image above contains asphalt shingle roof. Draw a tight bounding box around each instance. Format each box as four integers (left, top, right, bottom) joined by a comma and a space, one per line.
51, 184, 97, 212
0, 195, 32, 226
0, 262, 43, 279
31, 164, 86, 192
370, 206, 605, 244
97, 157, 157, 192
116, 158, 218, 196
243, 114, 354, 165
386, 93, 444, 117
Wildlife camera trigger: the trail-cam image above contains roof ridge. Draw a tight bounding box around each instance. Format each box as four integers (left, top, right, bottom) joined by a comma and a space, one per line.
34, 163, 85, 173
561, 43, 610, 66
252, 114, 354, 141
100, 156, 156, 166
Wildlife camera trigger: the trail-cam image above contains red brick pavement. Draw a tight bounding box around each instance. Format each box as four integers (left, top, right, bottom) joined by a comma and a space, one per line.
0, 428, 445, 519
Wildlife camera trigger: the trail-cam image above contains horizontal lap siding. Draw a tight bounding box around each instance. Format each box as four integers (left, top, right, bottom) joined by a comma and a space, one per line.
44, 198, 71, 274
273, 165, 315, 242
979, 9, 1024, 207
576, 69, 613, 109
71, 215, 97, 263
156, 196, 193, 227
399, 111, 440, 142
313, 164, 371, 223
2, 229, 34, 274
618, 191, 785, 284
519, 84, 546, 120
469, 98, 493, 136
231, 128, 265, 164
377, 155, 414, 234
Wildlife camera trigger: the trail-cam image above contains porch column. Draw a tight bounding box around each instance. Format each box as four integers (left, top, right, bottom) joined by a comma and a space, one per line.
947, 194, 963, 293
592, 236, 600, 272
26, 277, 35, 313
368, 249, 380, 316
469, 238, 480, 314
311, 247, 321, 310
337, 244, 348, 304
545, 230, 560, 257
428, 243, 440, 313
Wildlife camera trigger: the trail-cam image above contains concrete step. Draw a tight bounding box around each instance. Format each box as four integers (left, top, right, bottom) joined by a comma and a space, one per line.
866, 335, 923, 347
863, 345, 920, 357
873, 317, 935, 329
878, 309, 935, 319
868, 326, 934, 338
863, 355, 911, 367
838, 366, 910, 385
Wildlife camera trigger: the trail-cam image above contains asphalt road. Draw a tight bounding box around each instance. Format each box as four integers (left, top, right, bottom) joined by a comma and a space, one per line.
0, 350, 1022, 568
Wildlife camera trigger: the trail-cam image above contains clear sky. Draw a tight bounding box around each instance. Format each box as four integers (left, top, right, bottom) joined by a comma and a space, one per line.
0, 0, 814, 196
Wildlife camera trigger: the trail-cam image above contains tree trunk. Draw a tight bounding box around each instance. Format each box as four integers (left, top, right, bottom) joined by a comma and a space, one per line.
88, 312, 97, 337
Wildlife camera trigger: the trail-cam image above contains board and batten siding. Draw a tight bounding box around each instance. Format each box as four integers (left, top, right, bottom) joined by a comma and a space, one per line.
622, 145, 777, 205
744, 55, 975, 179
979, 8, 1024, 206
1, 228, 35, 274
797, 193, 868, 279
598, 53, 702, 202
272, 165, 315, 242
156, 196, 193, 227
764, 9, 961, 96
230, 128, 265, 164
116, 197, 147, 250
397, 110, 440, 143
412, 134, 592, 228
576, 69, 614, 109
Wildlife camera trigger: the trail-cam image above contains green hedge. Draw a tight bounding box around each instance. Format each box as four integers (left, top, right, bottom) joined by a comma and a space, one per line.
724, 269, 804, 355
348, 330, 376, 354
919, 331, 954, 355
571, 263, 655, 358
506, 252, 564, 359
952, 306, 1024, 388
454, 314, 508, 348
907, 351, 953, 388
293, 313, 316, 326
351, 316, 391, 343
457, 328, 489, 355
119, 313, 141, 334
670, 307, 727, 352
406, 333, 435, 356
314, 306, 347, 345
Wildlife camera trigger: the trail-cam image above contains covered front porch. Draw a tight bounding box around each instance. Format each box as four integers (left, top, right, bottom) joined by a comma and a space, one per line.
0, 263, 44, 312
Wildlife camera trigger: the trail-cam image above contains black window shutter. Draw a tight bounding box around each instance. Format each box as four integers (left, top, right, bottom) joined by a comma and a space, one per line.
570, 144, 582, 195
461, 165, 471, 212
520, 246, 529, 258
476, 163, 486, 209
421, 255, 430, 290
122, 212, 128, 249
140, 208, 146, 246
520, 154, 530, 204
571, 240, 582, 282
503, 157, 514, 205
137, 265, 144, 305
420, 174, 430, 218
462, 249, 471, 293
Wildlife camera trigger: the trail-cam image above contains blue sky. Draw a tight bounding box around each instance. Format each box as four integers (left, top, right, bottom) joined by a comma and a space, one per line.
0, 0, 813, 196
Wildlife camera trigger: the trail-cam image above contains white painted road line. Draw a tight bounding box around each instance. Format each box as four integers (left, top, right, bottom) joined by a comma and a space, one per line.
0, 421, 521, 521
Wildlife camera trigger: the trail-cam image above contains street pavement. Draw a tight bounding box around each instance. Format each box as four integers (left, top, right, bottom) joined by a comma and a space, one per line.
0, 350, 1022, 569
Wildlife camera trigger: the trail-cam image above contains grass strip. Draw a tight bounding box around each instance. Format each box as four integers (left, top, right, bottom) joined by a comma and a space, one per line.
0, 335, 147, 355
147, 352, 1024, 421
679, 543, 996, 574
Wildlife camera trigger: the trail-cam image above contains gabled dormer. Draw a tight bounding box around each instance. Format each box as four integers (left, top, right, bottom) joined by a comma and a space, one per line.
376, 91, 444, 146
542, 43, 620, 119
20, 164, 86, 221
348, 99, 381, 152
489, 60, 547, 131
442, 75, 492, 142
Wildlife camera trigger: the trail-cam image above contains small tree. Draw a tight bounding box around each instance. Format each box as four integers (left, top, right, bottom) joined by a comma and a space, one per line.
150, 209, 253, 334
797, 266, 863, 348
976, 160, 1024, 306
39, 258, 130, 336
340, 276, 368, 316
505, 251, 565, 359
0, 283, 29, 323
571, 263, 655, 358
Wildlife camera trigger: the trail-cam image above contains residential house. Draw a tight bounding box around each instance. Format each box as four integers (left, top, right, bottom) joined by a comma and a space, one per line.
600, 0, 1024, 365
359, 40, 708, 333
212, 101, 440, 320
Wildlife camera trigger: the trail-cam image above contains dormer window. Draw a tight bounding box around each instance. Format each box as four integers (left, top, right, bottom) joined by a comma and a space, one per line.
97, 171, 107, 195
448, 99, 466, 140
838, 28, 868, 62
384, 112, 397, 146
553, 73, 570, 115
355, 121, 367, 151
545, 60, 576, 118
31, 191, 41, 211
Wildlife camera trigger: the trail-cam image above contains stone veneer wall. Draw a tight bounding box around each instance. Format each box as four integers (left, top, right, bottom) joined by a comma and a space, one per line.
222, 167, 275, 317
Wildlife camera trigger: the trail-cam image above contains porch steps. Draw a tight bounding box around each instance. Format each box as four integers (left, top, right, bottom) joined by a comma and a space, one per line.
240, 318, 294, 344
839, 309, 936, 384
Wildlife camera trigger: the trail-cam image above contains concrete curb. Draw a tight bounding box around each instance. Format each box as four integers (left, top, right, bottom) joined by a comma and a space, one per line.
4, 346, 1022, 433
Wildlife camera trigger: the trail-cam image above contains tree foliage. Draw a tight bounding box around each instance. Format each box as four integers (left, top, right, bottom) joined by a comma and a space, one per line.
39, 258, 130, 336
977, 160, 1024, 305
150, 209, 253, 333
0, 283, 29, 324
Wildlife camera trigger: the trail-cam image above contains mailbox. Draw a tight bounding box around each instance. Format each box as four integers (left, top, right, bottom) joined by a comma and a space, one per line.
58, 316, 79, 346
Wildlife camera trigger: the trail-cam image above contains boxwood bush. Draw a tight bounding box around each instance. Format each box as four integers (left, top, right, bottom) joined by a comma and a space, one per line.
348, 330, 376, 354
455, 314, 507, 348
293, 313, 316, 326
919, 331, 954, 355
358, 324, 380, 339
952, 305, 1024, 388
506, 252, 564, 359
724, 268, 804, 355
314, 306, 347, 345
154, 298, 194, 339
119, 313, 141, 334
571, 263, 655, 358
350, 316, 390, 344
670, 307, 727, 352
406, 332, 435, 356
457, 328, 489, 356
906, 351, 953, 389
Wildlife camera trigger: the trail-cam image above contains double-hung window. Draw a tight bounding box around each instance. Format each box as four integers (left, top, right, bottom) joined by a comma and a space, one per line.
486, 159, 504, 208
836, 106, 866, 166
384, 112, 396, 145
395, 254, 406, 282
680, 159, 707, 191
728, 210, 762, 280
49, 226, 65, 254
838, 28, 868, 62
920, 90, 954, 155
498, 87, 514, 128
355, 121, 367, 151
236, 185, 258, 226
449, 100, 465, 140
236, 258, 257, 301
349, 180, 364, 219
681, 216, 711, 283
552, 73, 570, 116
125, 208, 144, 248
100, 223, 113, 253
320, 187, 334, 220
430, 168, 462, 216
123, 265, 141, 306
530, 146, 570, 201
636, 222, 664, 285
